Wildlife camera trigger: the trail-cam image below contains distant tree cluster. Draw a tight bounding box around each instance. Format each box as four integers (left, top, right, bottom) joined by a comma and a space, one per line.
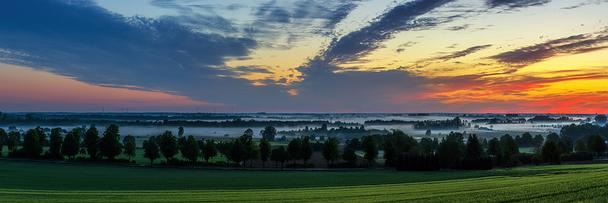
413, 117, 464, 130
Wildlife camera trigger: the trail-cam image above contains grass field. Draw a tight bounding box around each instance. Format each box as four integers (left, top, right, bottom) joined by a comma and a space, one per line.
0, 160, 607, 202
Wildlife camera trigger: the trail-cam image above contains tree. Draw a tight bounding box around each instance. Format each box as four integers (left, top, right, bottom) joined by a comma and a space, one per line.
229, 139, 246, 166
533, 134, 545, 147
301, 136, 313, 164
122, 135, 136, 161
270, 146, 288, 168
465, 134, 483, 160
587, 134, 606, 156
487, 138, 501, 157
178, 126, 185, 137
182, 135, 199, 164
23, 128, 43, 158
574, 138, 588, 152
0, 128, 6, 156
7, 131, 19, 153
542, 140, 561, 164
438, 133, 465, 168
595, 114, 607, 123
499, 134, 519, 166
177, 136, 187, 158
261, 126, 277, 141
158, 130, 178, 162
48, 128, 63, 159
100, 124, 122, 160
342, 146, 357, 166
84, 125, 100, 159
259, 139, 271, 167
202, 140, 217, 163
244, 128, 254, 137
362, 136, 377, 166
383, 130, 418, 166
322, 137, 339, 167
287, 138, 302, 164
419, 137, 435, 155
62, 129, 80, 160
143, 136, 160, 165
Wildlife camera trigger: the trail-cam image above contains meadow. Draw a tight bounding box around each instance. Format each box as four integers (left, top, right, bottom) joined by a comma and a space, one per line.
0, 160, 607, 202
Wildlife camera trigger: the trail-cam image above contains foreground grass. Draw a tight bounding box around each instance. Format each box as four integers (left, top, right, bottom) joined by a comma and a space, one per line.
0, 160, 607, 202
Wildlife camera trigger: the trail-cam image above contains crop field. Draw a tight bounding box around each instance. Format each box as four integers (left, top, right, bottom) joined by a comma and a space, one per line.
0, 160, 607, 202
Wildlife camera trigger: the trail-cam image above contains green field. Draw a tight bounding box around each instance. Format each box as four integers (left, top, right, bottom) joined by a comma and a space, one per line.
0, 160, 607, 202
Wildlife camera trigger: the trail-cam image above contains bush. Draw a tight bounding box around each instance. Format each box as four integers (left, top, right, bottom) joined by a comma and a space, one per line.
396, 153, 440, 171
561, 152, 593, 162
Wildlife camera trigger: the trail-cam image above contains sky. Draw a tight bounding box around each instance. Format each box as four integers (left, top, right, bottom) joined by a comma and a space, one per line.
1, 0, 608, 113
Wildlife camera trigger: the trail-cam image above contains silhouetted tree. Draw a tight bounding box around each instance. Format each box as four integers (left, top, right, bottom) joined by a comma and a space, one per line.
84, 125, 100, 159
574, 138, 587, 152
465, 134, 483, 160
383, 130, 418, 166
0, 128, 6, 156
362, 135, 377, 166
158, 130, 178, 162
587, 134, 606, 156
322, 137, 339, 167
62, 129, 80, 160
7, 131, 19, 154
202, 140, 217, 163
122, 135, 136, 161
229, 138, 246, 166
301, 136, 313, 164
100, 124, 122, 160
271, 146, 288, 168
259, 138, 271, 167
244, 128, 254, 137
287, 138, 302, 164
487, 138, 501, 157
48, 128, 63, 159
23, 128, 43, 158
542, 140, 561, 164
261, 126, 277, 141
438, 132, 465, 168
342, 145, 357, 166
499, 134, 518, 166
182, 135, 199, 163
143, 136, 160, 165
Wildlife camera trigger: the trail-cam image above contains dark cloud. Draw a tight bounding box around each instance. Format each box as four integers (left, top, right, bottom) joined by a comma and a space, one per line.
0, 0, 305, 111
434, 45, 492, 61
491, 32, 608, 66
446, 24, 470, 31
562, 0, 608, 9
486, 0, 551, 9
322, 0, 455, 64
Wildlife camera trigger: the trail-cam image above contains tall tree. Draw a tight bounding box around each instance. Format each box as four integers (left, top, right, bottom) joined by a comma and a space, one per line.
84, 125, 100, 159
158, 130, 178, 162
322, 137, 339, 167
259, 138, 271, 167
0, 128, 6, 156
7, 131, 20, 154
202, 140, 217, 163
287, 138, 302, 164
62, 129, 80, 160
143, 136, 160, 165
23, 128, 43, 158
465, 134, 483, 160
229, 138, 246, 166
122, 135, 136, 161
342, 146, 357, 166
362, 136, 377, 166
574, 138, 587, 152
301, 136, 313, 164
100, 124, 122, 160
261, 126, 277, 141
438, 133, 465, 168
587, 134, 607, 156
182, 135, 199, 163
487, 138, 501, 157
499, 134, 519, 166
48, 128, 63, 159
270, 146, 288, 168
542, 140, 561, 164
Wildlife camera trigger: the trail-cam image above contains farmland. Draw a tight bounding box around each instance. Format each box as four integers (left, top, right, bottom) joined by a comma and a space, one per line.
0, 160, 607, 202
